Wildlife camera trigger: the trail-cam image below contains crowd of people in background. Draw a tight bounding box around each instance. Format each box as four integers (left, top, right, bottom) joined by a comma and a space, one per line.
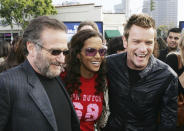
0, 13, 184, 131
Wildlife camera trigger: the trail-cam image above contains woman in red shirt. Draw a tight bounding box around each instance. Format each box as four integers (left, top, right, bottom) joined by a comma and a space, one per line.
61, 29, 108, 131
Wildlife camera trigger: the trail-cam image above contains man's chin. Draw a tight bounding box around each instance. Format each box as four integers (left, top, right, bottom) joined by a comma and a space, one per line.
134, 62, 148, 70
46, 68, 61, 78
46, 72, 60, 78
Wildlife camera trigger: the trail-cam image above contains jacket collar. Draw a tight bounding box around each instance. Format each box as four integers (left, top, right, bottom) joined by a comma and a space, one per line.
122, 53, 161, 79
139, 55, 155, 78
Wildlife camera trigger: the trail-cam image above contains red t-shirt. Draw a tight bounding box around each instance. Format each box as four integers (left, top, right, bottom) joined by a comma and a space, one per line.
61, 73, 103, 131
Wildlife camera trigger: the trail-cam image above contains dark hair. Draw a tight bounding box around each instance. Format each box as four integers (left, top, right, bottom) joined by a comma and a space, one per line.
64, 29, 106, 96
77, 21, 99, 32
0, 37, 25, 72
107, 36, 125, 55
12, 37, 25, 64
167, 28, 181, 36
22, 16, 67, 55
124, 14, 156, 40
0, 40, 11, 57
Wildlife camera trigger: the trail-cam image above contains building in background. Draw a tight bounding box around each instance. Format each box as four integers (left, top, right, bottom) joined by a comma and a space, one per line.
0, 19, 21, 42
50, 3, 125, 41
0, 0, 182, 42
142, 0, 178, 27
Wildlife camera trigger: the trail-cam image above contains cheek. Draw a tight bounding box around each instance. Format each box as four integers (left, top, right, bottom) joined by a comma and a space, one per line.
147, 47, 154, 54
81, 56, 91, 64
127, 47, 136, 54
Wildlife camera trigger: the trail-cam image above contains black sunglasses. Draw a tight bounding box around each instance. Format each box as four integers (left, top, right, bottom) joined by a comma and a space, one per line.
85, 48, 107, 56
36, 43, 69, 56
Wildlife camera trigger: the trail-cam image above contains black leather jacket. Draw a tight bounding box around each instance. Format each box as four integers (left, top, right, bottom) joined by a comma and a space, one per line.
104, 53, 178, 131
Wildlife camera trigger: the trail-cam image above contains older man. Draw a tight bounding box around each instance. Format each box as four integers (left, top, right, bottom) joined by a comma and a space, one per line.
0, 16, 80, 131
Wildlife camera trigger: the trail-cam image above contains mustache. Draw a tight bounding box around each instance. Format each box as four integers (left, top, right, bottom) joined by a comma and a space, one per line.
51, 62, 66, 68
52, 62, 61, 66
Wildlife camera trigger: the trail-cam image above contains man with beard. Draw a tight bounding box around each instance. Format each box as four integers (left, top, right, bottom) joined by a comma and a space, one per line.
0, 16, 80, 131
158, 28, 181, 62
103, 14, 178, 131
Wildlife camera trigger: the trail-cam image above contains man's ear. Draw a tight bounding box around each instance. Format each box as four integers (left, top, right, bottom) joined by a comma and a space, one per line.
122, 36, 128, 48
26, 42, 35, 56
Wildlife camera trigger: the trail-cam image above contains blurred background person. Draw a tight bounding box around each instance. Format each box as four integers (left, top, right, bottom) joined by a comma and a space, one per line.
107, 36, 126, 55
166, 34, 184, 131
77, 21, 106, 46
0, 40, 11, 64
0, 36, 25, 72
157, 37, 167, 51
158, 28, 181, 62
77, 21, 99, 32
61, 29, 108, 131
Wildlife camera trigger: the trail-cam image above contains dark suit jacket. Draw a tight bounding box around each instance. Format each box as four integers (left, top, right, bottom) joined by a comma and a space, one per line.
0, 60, 80, 131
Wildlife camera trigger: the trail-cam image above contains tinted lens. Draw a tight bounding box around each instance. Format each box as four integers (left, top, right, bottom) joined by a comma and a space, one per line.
85, 48, 97, 56
51, 50, 62, 56
85, 48, 106, 56
98, 48, 106, 56
63, 50, 69, 56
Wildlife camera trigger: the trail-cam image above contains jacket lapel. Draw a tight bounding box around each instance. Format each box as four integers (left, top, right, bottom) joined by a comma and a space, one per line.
23, 60, 57, 131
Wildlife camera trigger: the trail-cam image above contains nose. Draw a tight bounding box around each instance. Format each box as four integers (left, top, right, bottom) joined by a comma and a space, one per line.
94, 51, 101, 58
56, 52, 65, 63
139, 43, 147, 52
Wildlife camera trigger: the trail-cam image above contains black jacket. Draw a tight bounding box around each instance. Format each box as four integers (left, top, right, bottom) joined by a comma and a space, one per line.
0, 60, 80, 131
104, 53, 178, 131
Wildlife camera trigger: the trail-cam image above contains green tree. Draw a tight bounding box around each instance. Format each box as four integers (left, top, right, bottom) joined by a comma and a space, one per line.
0, 0, 57, 30
157, 25, 168, 38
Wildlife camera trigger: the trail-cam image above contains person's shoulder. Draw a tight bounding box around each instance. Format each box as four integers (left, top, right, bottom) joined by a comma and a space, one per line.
166, 52, 178, 62
167, 51, 179, 57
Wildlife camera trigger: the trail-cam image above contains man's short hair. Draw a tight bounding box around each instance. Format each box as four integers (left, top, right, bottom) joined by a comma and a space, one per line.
22, 16, 67, 55
167, 28, 181, 36
123, 14, 156, 40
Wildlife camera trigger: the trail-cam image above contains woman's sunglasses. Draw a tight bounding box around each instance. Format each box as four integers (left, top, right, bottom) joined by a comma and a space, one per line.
85, 48, 107, 56
36, 43, 69, 56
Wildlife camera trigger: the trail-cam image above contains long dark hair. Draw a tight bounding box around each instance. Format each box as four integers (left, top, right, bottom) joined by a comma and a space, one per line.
64, 29, 106, 96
